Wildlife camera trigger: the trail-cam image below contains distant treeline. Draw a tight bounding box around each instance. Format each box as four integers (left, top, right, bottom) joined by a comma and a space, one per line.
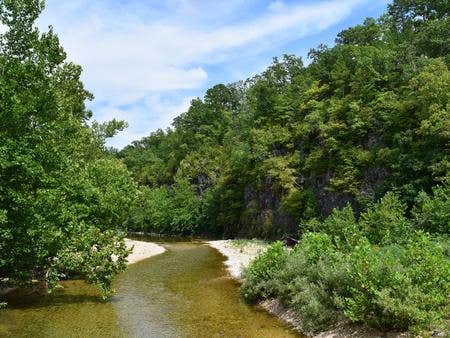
119, 1, 449, 333
119, 0, 449, 239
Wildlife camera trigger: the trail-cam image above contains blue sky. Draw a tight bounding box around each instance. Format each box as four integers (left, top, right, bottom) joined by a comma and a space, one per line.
37, 0, 390, 148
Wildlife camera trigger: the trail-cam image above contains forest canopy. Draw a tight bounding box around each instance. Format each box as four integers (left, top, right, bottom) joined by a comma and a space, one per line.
118, 0, 449, 333
0, 0, 137, 297
0, 0, 448, 333
120, 0, 449, 239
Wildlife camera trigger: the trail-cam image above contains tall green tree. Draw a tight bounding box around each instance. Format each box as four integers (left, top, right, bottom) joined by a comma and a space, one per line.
120, 0, 449, 239
0, 0, 136, 297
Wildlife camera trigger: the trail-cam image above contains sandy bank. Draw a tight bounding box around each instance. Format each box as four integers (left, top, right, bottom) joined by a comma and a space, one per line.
207, 240, 303, 333
206, 240, 267, 279
125, 238, 166, 264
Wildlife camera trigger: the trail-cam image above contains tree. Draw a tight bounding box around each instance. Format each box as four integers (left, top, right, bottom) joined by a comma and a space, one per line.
120, 0, 449, 241
0, 0, 136, 297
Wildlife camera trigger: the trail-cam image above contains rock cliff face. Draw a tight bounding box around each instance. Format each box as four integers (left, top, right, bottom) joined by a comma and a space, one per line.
192, 173, 210, 195
359, 166, 389, 200
230, 165, 388, 239
241, 179, 297, 239
225, 133, 390, 239
309, 170, 356, 216
237, 176, 348, 239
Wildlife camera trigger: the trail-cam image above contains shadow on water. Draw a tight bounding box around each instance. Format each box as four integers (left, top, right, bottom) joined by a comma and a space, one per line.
2, 295, 108, 310
0, 280, 122, 338
1, 239, 302, 338
3, 290, 108, 309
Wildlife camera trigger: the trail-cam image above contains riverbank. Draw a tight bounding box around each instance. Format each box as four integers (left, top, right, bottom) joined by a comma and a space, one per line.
206, 240, 267, 279
206, 240, 411, 338
1, 239, 165, 296
125, 238, 166, 264
207, 240, 304, 333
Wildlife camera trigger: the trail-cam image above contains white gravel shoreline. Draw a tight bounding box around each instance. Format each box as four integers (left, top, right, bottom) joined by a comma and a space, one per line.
125, 238, 166, 264
206, 240, 304, 334
206, 240, 267, 279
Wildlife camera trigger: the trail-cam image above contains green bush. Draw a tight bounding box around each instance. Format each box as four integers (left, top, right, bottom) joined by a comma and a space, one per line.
241, 241, 287, 302
344, 233, 450, 330
303, 205, 363, 251
242, 194, 450, 334
280, 189, 317, 224
360, 192, 410, 245
276, 233, 350, 334
413, 181, 450, 234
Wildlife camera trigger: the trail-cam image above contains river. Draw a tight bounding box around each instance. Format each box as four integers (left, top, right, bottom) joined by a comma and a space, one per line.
0, 240, 301, 337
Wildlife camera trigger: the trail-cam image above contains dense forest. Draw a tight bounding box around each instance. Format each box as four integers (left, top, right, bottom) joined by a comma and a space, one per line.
120, 0, 449, 239
119, 0, 450, 333
1, 0, 449, 335
0, 0, 137, 297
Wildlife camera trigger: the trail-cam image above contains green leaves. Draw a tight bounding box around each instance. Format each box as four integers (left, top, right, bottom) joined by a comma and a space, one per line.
413, 180, 450, 234
241, 241, 287, 302
361, 192, 410, 245
119, 0, 449, 243
244, 199, 449, 333
0, 0, 137, 297
344, 233, 449, 330
0, 0, 45, 60
112, 0, 450, 334
127, 178, 201, 235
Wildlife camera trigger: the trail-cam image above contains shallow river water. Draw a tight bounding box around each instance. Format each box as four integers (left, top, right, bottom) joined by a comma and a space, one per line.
0, 240, 301, 337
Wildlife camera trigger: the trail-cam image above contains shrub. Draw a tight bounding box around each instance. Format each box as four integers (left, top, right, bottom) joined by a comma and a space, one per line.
360, 192, 411, 245
275, 233, 350, 334
315, 205, 363, 251
344, 232, 450, 330
280, 188, 317, 224
241, 241, 287, 302
413, 181, 450, 234
301, 204, 367, 253
242, 197, 450, 334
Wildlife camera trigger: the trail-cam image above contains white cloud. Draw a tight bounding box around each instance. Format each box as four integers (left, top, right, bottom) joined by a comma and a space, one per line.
32, 0, 366, 148
83, 66, 206, 106
97, 95, 195, 148
268, 1, 286, 13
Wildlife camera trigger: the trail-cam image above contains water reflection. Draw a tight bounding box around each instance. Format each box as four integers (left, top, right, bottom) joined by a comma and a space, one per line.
1, 241, 300, 338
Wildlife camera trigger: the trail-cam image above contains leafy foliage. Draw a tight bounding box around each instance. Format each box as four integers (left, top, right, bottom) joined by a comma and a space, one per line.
243, 194, 450, 334
344, 234, 449, 331
413, 179, 450, 234
241, 241, 287, 302
3, 0, 448, 332
0, 0, 137, 297
118, 3, 450, 332
120, 0, 449, 240
127, 178, 201, 235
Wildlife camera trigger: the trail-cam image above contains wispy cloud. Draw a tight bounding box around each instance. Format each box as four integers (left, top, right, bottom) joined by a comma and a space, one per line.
96, 95, 195, 148
33, 0, 368, 148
